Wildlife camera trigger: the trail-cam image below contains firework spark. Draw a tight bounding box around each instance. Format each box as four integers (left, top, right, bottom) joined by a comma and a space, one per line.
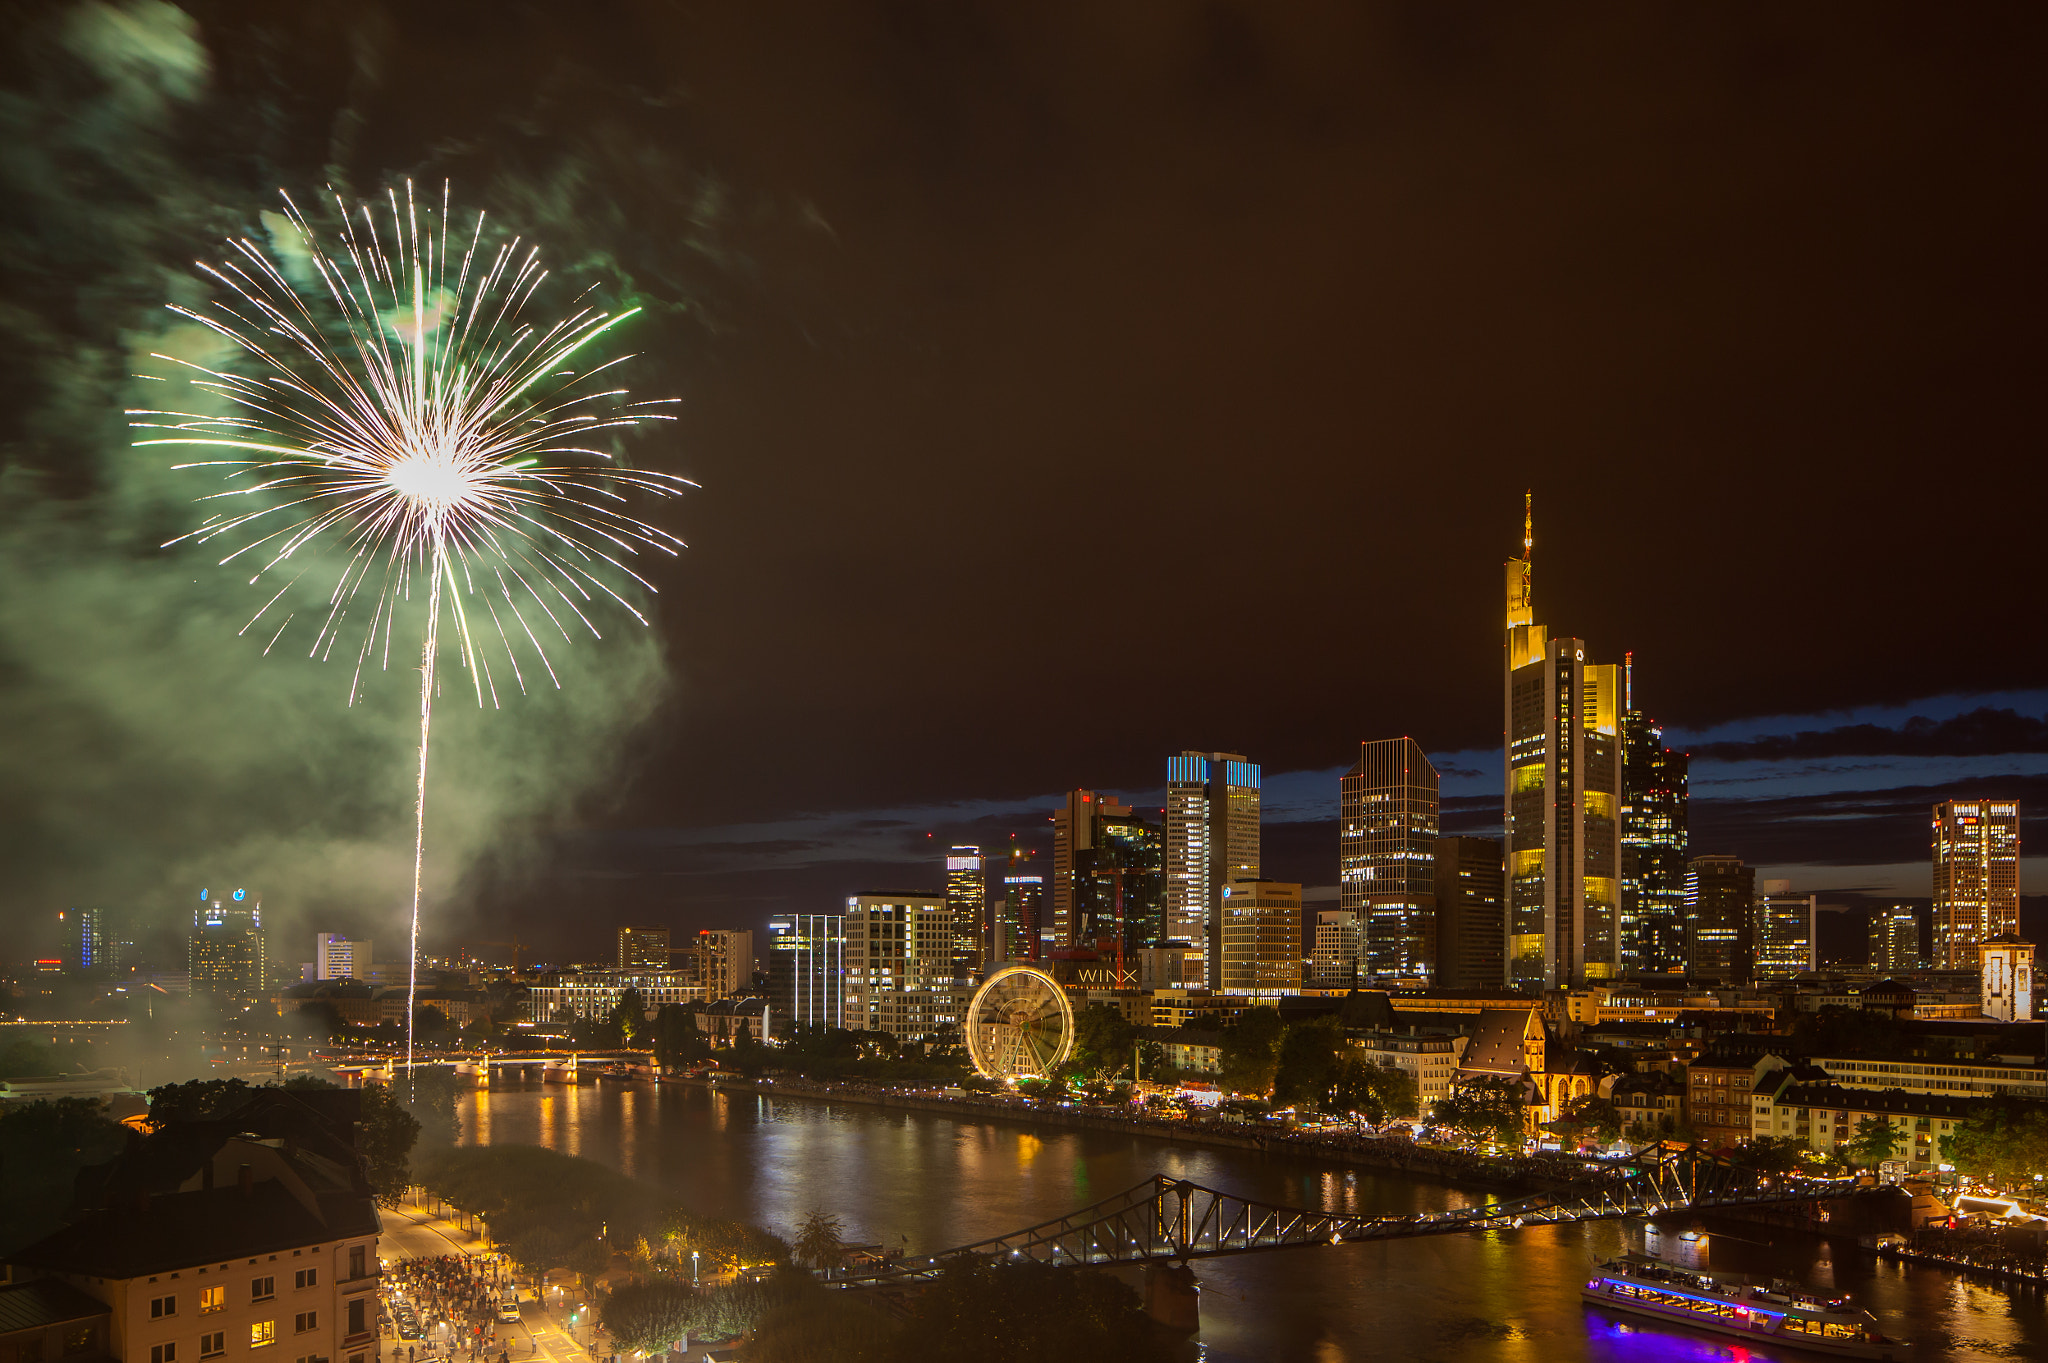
134, 182, 690, 1074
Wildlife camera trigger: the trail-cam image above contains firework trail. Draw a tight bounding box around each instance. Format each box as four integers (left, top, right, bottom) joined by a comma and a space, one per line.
133, 182, 690, 1078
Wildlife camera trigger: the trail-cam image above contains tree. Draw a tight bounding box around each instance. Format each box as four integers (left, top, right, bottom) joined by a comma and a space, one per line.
1218, 1006, 1284, 1097
1071, 1004, 1137, 1078
147, 1077, 255, 1122
1731, 1135, 1806, 1175
599, 1280, 698, 1355
1330, 1057, 1418, 1124
1941, 1104, 2048, 1190
1546, 1095, 1623, 1147
886, 1258, 1176, 1362
0, 1098, 127, 1255
792, 1210, 848, 1274
357, 1081, 423, 1204
1429, 1077, 1524, 1147
1843, 1116, 1902, 1169
608, 987, 647, 1043
652, 1004, 709, 1069
412, 1004, 450, 1036
1271, 1016, 1345, 1110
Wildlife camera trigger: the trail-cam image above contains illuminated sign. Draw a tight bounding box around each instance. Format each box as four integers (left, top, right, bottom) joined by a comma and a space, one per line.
233, 889, 246, 901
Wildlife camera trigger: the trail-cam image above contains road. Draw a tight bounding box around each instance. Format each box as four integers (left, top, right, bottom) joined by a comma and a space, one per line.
376, 1204, 602, 1363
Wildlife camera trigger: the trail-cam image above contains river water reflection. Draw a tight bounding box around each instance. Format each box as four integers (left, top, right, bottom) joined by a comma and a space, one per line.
459, 1082, 2045, 1362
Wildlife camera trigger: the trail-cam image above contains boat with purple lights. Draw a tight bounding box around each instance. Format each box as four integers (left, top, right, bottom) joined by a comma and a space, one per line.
1581, 1254, 1909, 1359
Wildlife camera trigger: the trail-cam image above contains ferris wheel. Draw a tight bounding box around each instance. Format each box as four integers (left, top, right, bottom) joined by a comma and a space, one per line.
965, 965, 1074, 1081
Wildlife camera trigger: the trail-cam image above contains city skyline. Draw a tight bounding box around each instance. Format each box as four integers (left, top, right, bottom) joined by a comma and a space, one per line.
2, 7, 2045, 970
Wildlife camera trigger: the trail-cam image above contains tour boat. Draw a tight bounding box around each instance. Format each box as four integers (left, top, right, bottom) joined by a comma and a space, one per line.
1582, 1254, 1909, 1359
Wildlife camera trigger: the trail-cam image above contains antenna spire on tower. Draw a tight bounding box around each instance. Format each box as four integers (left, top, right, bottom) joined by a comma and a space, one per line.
1523, 489, 1533, 561
1625, 650, 1634, 711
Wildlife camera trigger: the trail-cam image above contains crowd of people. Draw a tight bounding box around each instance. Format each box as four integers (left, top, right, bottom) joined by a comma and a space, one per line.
1893, 1224, 2048, 1284
735, 1071, 1601, 1190
386, 1252, 516, 1363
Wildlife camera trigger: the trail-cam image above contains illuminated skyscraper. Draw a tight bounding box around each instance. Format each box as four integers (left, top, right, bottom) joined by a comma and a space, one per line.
60, 907, 110, 975
1218, 878, 1303, 999
695, 928, 754, 997
1684, 855, 1754, 983
1932, 799, 2021, 967
998, 872, 1045, 961
1433, 836, 1505, 989
190, 890, 266, 1014
1502, 498, 1623, 987
1165, 752, 1261, 990
768, 913, 844, 1029
845, 892, 962, 1039
1341, 738, 1440, 982
617, 925, 671, 970
1867, 905, 1921, 974
1053, 793, 1164, 953
1621, 666, 1690, 977
1752, 880, 1816, 977
945, 846, 985, 976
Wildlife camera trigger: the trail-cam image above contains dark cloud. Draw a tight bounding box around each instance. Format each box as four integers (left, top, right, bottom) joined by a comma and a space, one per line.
1695, 709, 2048, 762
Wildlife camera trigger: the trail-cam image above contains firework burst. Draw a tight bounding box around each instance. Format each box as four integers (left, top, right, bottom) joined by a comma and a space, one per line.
133, 182, 690, 1072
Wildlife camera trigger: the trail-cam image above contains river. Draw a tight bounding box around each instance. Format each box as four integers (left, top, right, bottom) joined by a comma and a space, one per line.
456, 1080, 2046, 1362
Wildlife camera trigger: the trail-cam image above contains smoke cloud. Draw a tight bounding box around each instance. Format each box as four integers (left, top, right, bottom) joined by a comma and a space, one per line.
0, 2, 716, 965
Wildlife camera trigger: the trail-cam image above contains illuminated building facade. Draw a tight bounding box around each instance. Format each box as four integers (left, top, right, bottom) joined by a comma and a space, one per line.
616, 924, 671, 970
1341, 737, 1440, 982
1502, 500, 1623, 987
1932, 799, 2020, 967
1620, 670, 1690, 976
1433, 836, 1506, 989
768, 913, 844, 1029
60, 907, 110, 974
189, 891, 266, 1013
1752, 880, 1816, 977
1978, 935, 2034, 1023
695, 928, 754, 997
945, 845, 985, 976
315, 932, 371, 981
1218, 878, 1303, 999
844, 892, 963, 1039
1309, 910, 1363, 987
1684, 855, 1754, 983
1868, 905, 1921, 974
1165, 752, 1261, 990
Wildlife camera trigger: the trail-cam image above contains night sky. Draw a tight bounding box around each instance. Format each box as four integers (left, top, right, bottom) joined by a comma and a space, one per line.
3, 3, 2044, 967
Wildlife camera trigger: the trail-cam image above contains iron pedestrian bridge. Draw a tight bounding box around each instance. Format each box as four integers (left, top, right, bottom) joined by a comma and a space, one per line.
845, 1144, 1859, 1280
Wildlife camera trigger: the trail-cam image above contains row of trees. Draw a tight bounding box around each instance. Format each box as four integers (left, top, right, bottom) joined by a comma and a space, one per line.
1205, 1008, 1422, 1121
600, 1258, 1176, 1362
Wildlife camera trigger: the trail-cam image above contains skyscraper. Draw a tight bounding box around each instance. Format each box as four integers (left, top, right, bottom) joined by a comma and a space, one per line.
1620, 659, 1690, 977
1685, 855, 1755, 984
616, 925, 671, 970
1978, 936, 2034, 1023
315, 932, 371, 981
1433, 836, 1506, 989
1165, 752, 1261, 990
1308, 910, 1363, 987
1503, 498, 1623, 988
945, 845, 986, 977
60, 907, 110, 975
1218, 878, 1303, 999
1752, 880, 1817, 978
768, 913, 844, 1029
1000, 873, 1046, 960
1052, 795, 1164, 953
1341, 738, 1440, 982
1932, 799, 2021, 967
1867, 905, 1921, 974
190, 891, 266, 1014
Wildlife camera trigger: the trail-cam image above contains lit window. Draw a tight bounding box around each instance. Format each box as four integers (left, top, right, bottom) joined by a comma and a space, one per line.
251, 1323, 277, 1349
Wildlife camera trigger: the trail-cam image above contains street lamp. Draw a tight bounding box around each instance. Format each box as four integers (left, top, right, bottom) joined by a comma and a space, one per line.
690, 1251, 698, 1285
